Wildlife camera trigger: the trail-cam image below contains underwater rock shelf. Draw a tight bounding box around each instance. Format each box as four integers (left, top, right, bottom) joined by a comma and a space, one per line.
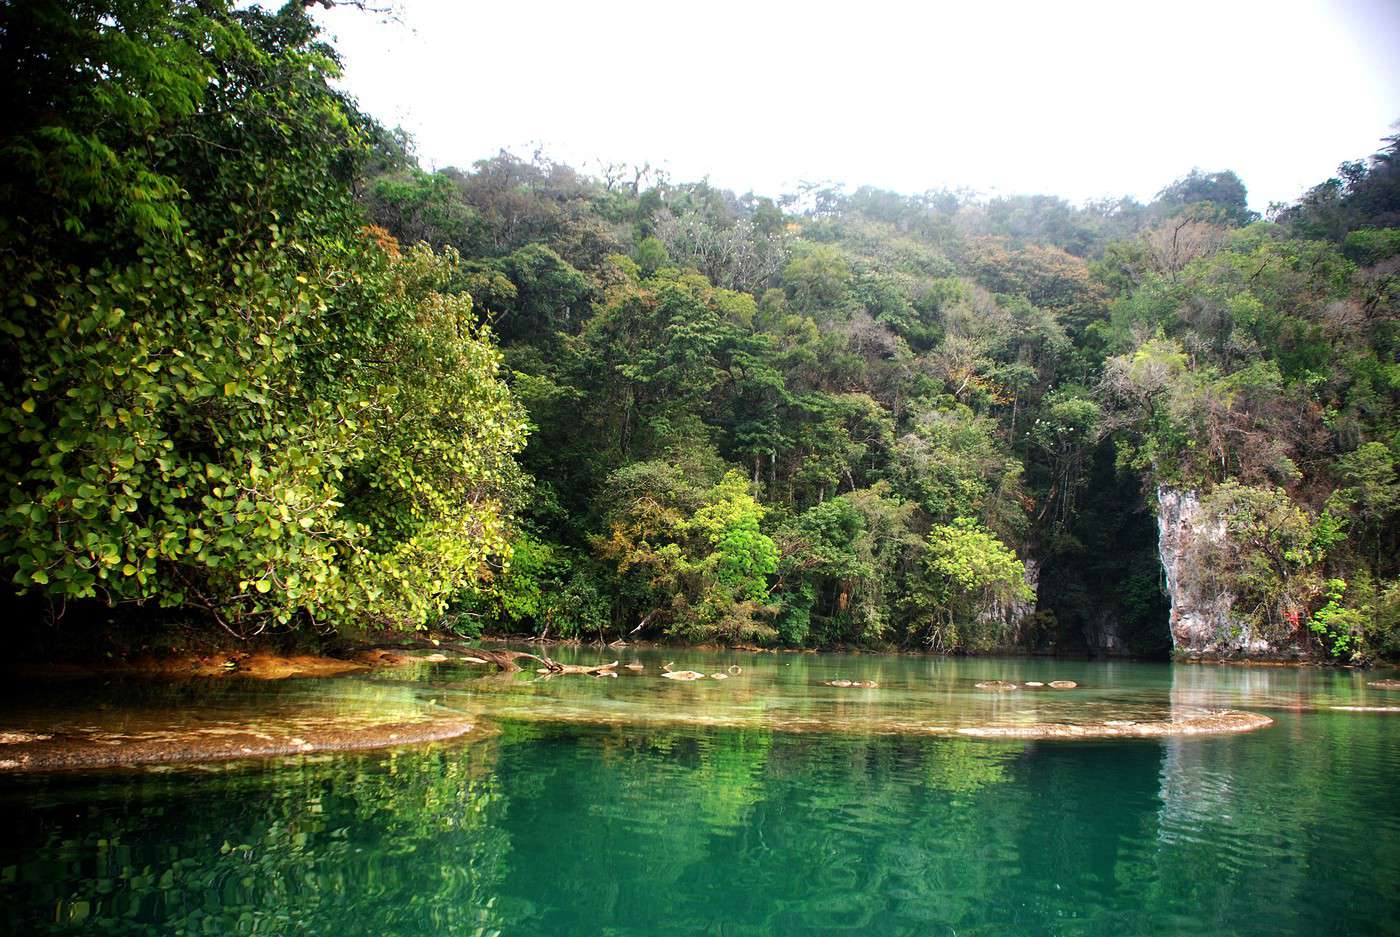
0, 714, 482, 773
954, 710, 1273, 738
0, 705, 1278, 771
475, 705, 1277, 741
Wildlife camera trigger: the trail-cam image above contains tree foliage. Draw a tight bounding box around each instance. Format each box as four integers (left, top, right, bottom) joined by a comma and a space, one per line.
0, 1, 525, 636
5, 3, 1397, 660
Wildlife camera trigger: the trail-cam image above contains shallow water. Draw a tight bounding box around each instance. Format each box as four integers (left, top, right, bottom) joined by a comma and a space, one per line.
1, 649, 1398, 936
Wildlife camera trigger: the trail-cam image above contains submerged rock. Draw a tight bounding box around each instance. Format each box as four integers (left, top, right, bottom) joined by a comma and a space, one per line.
661, 670, 705, 681
12, 652, 376, 681
0, 713, 483, 773
956, 710, 1272, 738
0, 731, 52, 745
1367, 679, 1400, 689
975, 681, 1018, 691
1049, 680, 1078, 689
625, 662, 645, 671
356, 650, 412, 668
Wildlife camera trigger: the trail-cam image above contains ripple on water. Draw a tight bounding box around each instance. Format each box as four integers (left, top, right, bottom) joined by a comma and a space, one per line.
1, 654, 1398, 937
0, 650, 1373, 774
0, 677, 484, 772
430, 661, 1274, 740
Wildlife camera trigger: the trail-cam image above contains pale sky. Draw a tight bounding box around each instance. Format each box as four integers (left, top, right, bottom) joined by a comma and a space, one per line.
312, 0, 1400, 211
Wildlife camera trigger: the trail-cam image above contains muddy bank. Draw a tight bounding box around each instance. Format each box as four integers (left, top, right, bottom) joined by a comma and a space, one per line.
4, 649, 423, 681
0, 711, 483, 773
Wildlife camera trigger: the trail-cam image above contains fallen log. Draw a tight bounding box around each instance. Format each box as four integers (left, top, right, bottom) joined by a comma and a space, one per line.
536, 660, 619, 676
357, 640, 551, 673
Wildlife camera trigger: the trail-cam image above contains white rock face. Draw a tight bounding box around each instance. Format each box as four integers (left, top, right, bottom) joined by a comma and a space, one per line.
978, 558, 1039, 640
1155, 486, 1275, 656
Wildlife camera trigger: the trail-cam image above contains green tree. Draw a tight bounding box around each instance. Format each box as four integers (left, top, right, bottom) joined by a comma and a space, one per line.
782, 243, 851, 312
365, 168, 480, 252
911, 518, 1033, 652
774, 483, 919, 645
1154, 169, 1257, 227
1198, 482, 1326, 644
0, 2, 526, 635
593, 462, 777, 642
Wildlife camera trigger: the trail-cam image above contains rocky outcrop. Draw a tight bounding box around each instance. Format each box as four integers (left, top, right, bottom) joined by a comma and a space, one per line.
1156, 486, 1277, 658
956, 710, 1272, 738
978, 558, 1040, 640
1082, 610, 1129, 657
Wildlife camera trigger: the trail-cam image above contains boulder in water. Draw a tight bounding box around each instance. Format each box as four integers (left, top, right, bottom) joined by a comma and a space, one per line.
975, 680, 1018, 691
0, 732, 52, 745
1049, 680, 1078, 689
661, 670, 705, 681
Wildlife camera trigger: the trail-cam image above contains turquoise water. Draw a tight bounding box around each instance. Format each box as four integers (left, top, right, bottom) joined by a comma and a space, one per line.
1, 650, 1398, 935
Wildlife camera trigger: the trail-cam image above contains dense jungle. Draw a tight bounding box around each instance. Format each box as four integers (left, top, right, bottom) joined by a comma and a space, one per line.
3, 0, 1398, 663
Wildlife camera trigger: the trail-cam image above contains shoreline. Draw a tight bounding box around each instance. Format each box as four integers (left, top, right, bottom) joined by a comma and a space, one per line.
476, 634, 1384, 669
0, 649, 420, 682
4, 639, 1388, 685
5, 639, 1382, 773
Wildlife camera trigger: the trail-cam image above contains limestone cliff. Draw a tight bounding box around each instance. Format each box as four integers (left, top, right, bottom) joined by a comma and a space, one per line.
978, 558, 1040, 643
1155, 486, 1282, 658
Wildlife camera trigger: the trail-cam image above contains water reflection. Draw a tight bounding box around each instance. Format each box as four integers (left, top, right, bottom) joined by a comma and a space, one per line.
1, 743, 509, 935
1, 656, 1397, 936
424, 649, 1269, 736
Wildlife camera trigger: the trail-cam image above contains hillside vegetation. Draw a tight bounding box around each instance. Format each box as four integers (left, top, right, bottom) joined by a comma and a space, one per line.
3, 1, 1397, 659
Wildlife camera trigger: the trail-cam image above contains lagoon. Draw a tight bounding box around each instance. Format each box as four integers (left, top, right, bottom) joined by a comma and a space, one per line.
2, 650, 1397, 936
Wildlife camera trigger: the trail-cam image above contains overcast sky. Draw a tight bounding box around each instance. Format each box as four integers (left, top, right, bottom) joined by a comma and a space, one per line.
312, 0, 1400, 211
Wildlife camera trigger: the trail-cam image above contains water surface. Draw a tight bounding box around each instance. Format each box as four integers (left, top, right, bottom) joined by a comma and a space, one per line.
2, 650, 1397, 936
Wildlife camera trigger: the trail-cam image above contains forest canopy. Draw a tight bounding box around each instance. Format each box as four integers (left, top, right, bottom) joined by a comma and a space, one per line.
2, 1, 1397, 659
